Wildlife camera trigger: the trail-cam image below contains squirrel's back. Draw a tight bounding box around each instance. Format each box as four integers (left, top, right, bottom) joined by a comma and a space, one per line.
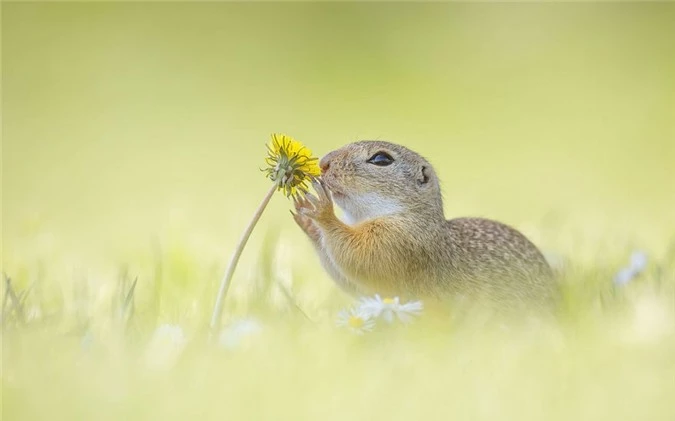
434, 217, 555, 308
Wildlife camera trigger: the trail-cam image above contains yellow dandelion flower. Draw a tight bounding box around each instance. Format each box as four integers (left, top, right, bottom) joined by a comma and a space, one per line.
263, 133, 320, 198
210, 133, 320, 336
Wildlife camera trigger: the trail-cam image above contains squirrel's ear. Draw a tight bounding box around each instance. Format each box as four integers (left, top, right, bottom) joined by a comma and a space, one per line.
417, 166, 431, 185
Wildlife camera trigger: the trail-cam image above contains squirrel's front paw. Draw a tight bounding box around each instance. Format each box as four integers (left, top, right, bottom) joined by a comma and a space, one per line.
298, 179, 335, 223
292, 195, 322, 243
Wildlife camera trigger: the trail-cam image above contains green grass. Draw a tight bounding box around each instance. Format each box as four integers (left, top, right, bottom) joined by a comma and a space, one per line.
2, 236, 674, 421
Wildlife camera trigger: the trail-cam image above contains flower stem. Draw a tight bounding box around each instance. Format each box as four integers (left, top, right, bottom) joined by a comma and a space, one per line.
209, 184, 277, 336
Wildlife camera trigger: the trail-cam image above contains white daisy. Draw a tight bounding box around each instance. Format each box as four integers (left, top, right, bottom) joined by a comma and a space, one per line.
145, 324, 187, 370
629, 250, 648, 273
80, 331, 94, 351
359, 294, 423, 324
336, 307, 375, 335
614, 250, 649, 286
218, 317, 264, 350
151, 324, 187, 347
614, 267, 636, 286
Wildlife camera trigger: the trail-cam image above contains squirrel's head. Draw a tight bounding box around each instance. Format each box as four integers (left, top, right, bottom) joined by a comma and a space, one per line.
319, 140, 444, 225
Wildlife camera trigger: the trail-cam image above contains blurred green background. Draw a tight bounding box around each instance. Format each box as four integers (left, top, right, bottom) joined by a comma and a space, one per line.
3, 2, 675, 270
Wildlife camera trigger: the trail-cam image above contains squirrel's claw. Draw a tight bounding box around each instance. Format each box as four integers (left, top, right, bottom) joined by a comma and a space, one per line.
294, 193, 316, 212
311, 179, 333, 205
304, 193, 321, 209
291, 209, 321, 244
298, 179, 334, 223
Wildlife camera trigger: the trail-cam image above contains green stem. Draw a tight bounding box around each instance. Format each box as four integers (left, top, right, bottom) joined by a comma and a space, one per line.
209, 184, 277, 336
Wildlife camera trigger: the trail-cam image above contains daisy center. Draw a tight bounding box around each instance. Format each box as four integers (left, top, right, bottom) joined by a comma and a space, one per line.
382, 298, 396, 304
348, 316, 365, 328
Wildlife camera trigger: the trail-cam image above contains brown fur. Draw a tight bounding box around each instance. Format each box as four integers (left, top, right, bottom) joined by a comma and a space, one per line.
293, 141, 556, 311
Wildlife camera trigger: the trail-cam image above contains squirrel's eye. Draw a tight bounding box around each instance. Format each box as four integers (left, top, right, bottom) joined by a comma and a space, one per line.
367, 151, 394, 167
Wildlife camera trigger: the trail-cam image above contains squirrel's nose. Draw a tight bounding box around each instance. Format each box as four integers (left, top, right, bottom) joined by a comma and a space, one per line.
319, 156, 331, 174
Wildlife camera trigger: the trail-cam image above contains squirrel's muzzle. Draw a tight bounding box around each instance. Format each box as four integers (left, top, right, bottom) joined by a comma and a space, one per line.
319, 151, 337, 174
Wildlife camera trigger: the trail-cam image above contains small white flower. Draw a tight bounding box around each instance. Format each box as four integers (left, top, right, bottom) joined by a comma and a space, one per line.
543, 250, 565, 272
145, 324, 187, 370
336, 307, 375, 335
614, 267, 636, 286
358, 294, 423, 324
218, 317, 264, 350
26, 305, 42, 322
629, 250, 648, 273
614, 250, 649, 286
152, 324, 187, 347
81, 331, 94, 351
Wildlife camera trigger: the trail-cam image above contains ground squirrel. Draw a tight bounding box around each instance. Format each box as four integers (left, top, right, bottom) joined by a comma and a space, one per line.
292, 141, 556, 310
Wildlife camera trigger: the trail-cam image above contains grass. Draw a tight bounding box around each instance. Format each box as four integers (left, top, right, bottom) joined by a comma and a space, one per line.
2, 233, 675, 421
